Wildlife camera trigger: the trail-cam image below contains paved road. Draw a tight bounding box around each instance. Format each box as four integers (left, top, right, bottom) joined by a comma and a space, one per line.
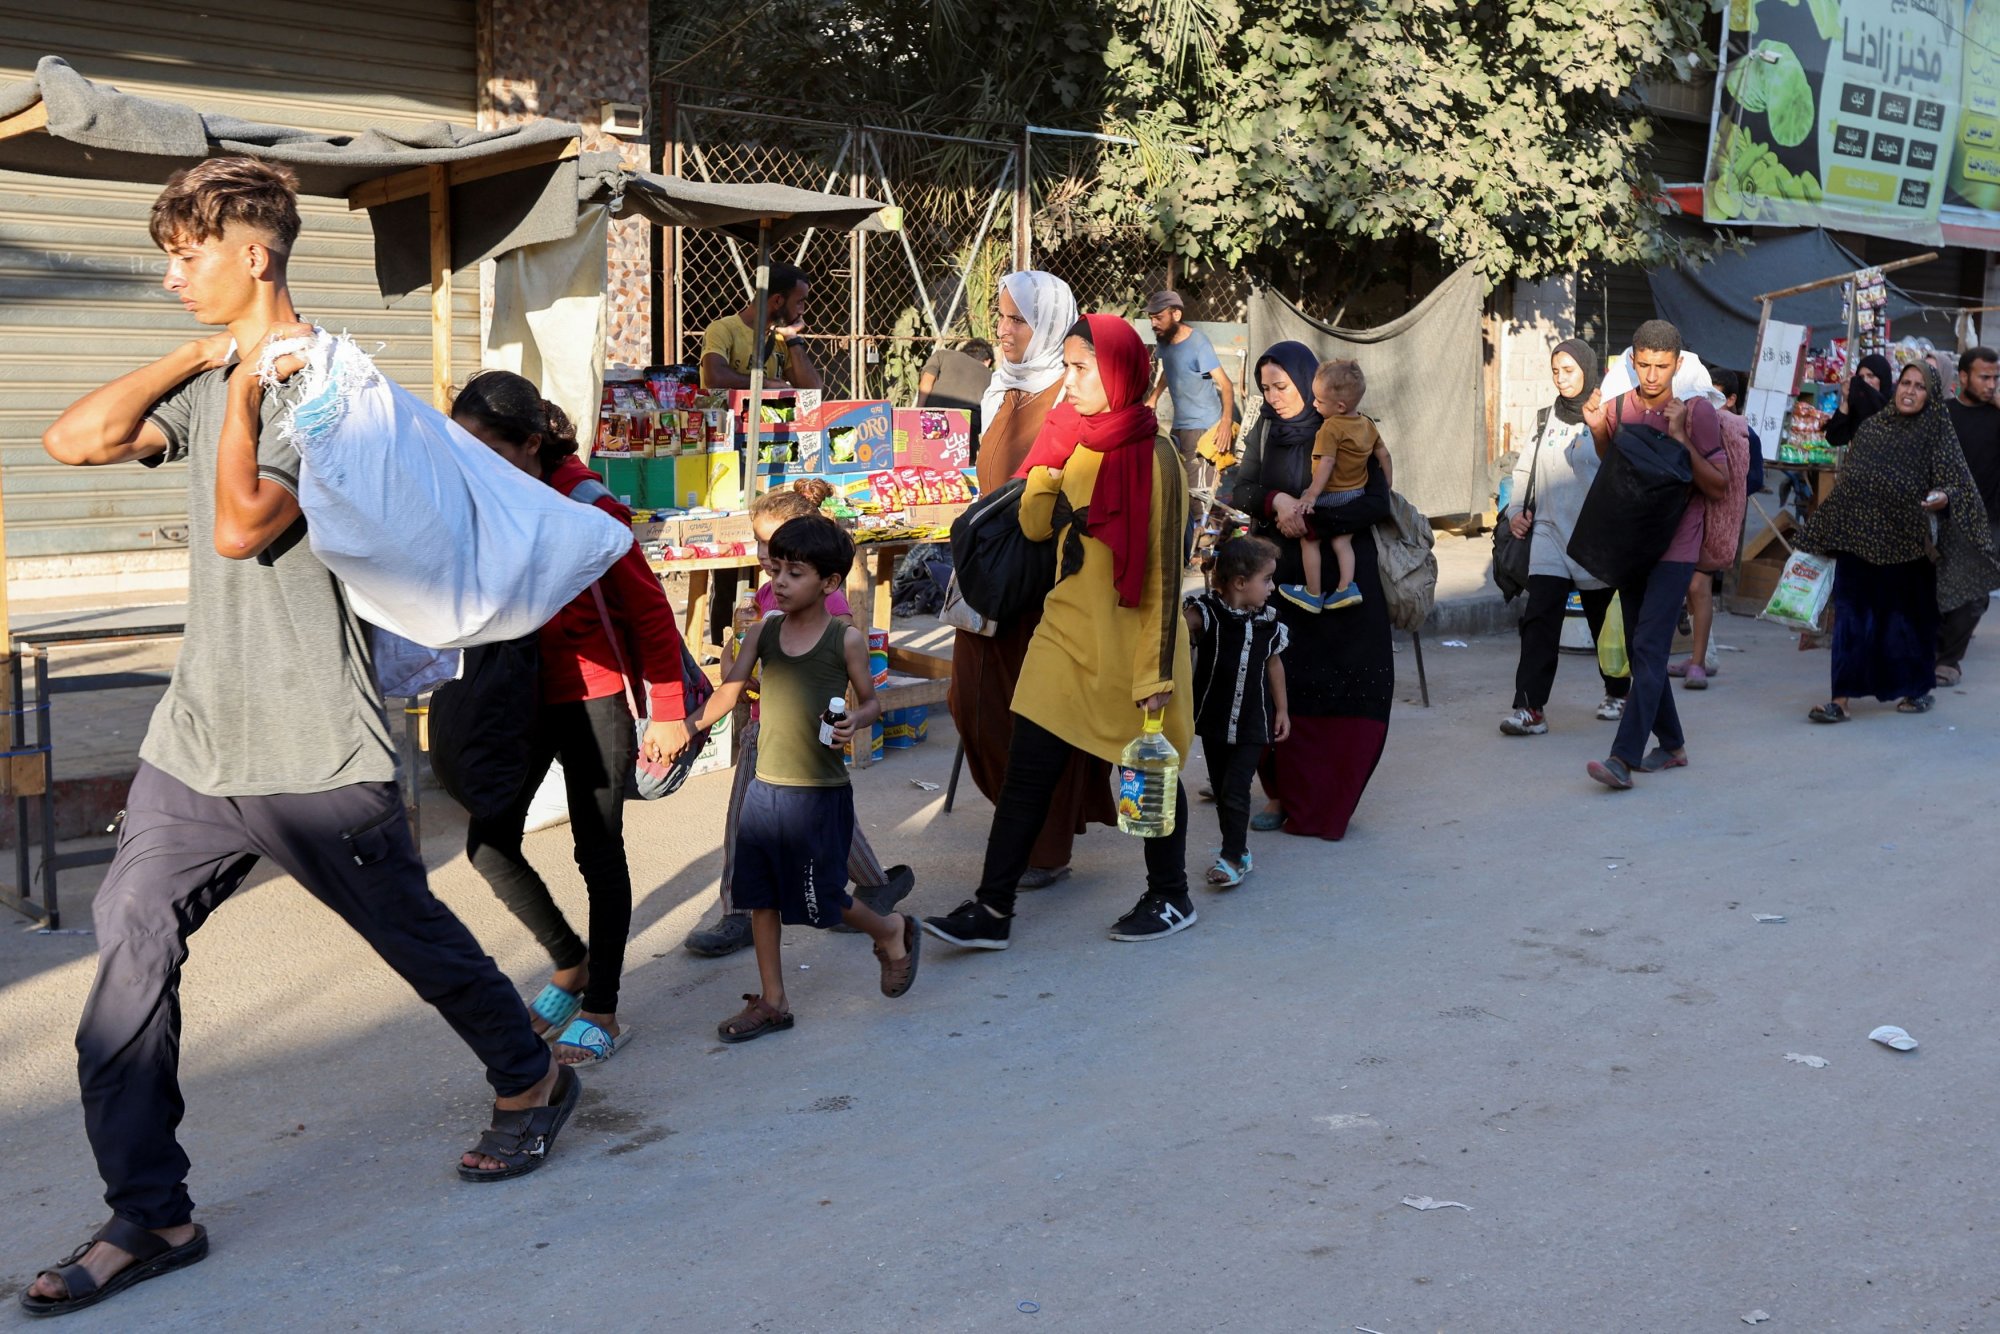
3, 612, 1997, 1332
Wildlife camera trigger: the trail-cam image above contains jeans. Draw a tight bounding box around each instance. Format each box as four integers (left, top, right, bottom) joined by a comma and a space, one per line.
81, 764, 545, 1229
1611, 560, 1694, 765
1201, 734, 1264, 861
1513, 575, 1628, 710
466, 694, 635, 1015
976, 715, 1188, 916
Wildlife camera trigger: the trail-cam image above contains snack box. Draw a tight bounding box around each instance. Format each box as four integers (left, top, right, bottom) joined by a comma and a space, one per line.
798, 400, 894, 473
727, 389, 803, 439
893, 407, 973, 472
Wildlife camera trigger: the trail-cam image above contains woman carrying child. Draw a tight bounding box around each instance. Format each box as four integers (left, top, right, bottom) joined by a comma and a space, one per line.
684, 518, 919, 1041
451, 371, 692, 1066
924, 313, 1198, 949
1184, 536, 1289, 887
683, 481, 915, 958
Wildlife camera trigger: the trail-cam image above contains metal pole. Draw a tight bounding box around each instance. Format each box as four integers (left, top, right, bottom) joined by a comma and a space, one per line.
746, 218, 772, 496
668, 93, 686, 366
850, 128, 867, 395
1016, 127, 1032, 272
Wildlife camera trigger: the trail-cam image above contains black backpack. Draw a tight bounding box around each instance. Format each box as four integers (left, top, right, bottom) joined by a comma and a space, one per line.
428, 634, 541, 821
948, 477, 1057, 622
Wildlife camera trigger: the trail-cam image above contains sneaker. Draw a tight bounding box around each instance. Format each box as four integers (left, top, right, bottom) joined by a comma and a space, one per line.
831, 864, 916, 933
1109, 891, 1199, 942
1595, 696, 1626, 721
1683, 663, 1709, 691
1278, 583, 1325, 613
921, 899, 1012, 950
1498, 706, 1547, 736
684, 911, 753, 958
1324, 582, 1364, 610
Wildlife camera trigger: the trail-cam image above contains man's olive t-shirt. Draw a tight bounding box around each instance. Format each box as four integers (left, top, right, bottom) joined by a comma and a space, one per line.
141, 364, 395, 796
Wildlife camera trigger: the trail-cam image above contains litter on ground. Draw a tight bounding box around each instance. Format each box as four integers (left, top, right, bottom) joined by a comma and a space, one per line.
1784, 1052, 1828, 1068
1401, 1195, 1470, 1211
1869, 1025, 1918, 1052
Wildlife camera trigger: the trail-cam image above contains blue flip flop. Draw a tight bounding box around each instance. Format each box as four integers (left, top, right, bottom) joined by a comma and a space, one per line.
554, 1017, 629, 1066
528, 983, 582, 1034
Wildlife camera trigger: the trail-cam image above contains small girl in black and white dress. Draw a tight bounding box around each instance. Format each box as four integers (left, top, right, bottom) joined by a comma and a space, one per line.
1183, 536, 1291, 888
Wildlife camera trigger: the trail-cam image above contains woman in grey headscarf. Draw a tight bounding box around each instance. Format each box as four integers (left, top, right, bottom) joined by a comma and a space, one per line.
949, 272, 1113, 887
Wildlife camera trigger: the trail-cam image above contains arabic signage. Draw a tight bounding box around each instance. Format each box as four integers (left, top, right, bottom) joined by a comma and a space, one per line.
1702, 0, 2000, 242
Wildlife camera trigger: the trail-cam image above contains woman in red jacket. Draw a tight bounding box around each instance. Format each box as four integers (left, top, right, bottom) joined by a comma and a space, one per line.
451, 371, 691, 1066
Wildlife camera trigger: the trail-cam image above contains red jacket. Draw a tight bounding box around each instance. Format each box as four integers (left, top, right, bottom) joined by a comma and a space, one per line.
540, 456, 687, 720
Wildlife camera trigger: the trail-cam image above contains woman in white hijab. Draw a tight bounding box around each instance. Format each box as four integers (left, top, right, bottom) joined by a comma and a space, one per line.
950, 271, 1114, 886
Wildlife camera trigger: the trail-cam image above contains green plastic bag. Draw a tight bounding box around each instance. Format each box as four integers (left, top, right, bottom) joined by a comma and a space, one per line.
1597, 593, 1630, 680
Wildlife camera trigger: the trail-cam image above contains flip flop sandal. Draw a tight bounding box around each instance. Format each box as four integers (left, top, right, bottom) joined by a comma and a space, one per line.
1808, 702, 1850, 723
1586, 756, 1634, 790
1936, 667, 1962, 687
718, 994, 794, 1043
1205, 854, 1250, 888
874, 913, 921, 998
19, 1218, 208, 1318
457, 1065, 581, 1184
527, 982, 582, 1035
1249, 808, 1286, 832
554, 1017, 630, 1066
1897, 695, 1936, 713
1638, 747, 1689, 773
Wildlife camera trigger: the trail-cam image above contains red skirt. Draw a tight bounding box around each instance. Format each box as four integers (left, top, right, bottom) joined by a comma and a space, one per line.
1262, 715, 1388, 841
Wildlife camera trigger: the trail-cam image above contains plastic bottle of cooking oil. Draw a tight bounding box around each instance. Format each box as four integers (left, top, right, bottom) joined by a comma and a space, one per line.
1115, 711, 1179, 837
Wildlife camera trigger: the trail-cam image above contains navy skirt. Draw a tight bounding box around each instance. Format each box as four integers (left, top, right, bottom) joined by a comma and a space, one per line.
1831, 555, 1937, 702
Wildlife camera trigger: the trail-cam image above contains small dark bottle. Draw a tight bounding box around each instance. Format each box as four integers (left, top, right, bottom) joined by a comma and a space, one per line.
818, 696, 847, 747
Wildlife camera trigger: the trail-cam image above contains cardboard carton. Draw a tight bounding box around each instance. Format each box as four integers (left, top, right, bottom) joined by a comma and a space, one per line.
799, 400, 895, 473
893, 407, 973, 471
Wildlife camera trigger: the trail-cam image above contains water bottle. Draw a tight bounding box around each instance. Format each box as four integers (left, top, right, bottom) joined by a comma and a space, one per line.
1116, 711, 1180, 837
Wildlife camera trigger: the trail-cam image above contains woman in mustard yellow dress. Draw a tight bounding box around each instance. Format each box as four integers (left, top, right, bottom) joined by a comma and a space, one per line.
924, 314, 1196, 949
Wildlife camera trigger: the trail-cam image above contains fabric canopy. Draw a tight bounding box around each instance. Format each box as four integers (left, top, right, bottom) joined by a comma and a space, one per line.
1246, 268, 1490, 519
0, 55, 582, 300
586, 159, 885, 242
1647, 229, 1932, 372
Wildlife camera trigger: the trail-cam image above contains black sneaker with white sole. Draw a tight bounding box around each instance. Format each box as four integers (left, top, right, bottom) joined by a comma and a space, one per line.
1108, 891, 1198, 942
921, 899, 1012, 950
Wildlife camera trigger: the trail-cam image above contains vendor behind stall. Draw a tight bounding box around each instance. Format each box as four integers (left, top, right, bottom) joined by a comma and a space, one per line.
699, 263, 824, 392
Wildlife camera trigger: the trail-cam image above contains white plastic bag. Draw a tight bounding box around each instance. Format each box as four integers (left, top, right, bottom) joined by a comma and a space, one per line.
1761, 551, 1835, 631
263, 331, 633, 649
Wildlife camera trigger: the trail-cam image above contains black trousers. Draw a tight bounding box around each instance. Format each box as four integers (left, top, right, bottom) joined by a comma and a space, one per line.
1514, 574, 1628, 709
1201, 733, 1264, 861
466, 694, 636, 1016
1935, 520, 2000, 672
975, 715, 1188, 916
79, 763, 546, 1230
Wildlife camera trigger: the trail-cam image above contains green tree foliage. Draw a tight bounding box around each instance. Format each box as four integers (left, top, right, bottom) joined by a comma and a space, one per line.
652, 0, 1711, 291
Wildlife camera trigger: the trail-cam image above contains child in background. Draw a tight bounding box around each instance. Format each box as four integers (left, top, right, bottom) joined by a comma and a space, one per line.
686, 516, 919, 1041
683, 480, 915, 959
1282, 359, 1393, 613
1183, 536, 1290, 888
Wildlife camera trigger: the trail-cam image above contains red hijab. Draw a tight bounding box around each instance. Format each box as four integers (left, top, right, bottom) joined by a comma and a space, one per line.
1015, 313, 1160, 607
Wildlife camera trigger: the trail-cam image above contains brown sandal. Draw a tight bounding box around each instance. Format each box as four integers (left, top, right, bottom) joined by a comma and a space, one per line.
874, 913, 921, 999
717, 994, 794, 1044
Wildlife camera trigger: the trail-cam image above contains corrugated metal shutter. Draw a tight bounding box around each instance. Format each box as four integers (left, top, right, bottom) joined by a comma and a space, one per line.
0, 2, 479, 561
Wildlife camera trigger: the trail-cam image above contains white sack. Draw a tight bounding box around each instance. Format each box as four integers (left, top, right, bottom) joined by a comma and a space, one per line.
264, 331, 633, 649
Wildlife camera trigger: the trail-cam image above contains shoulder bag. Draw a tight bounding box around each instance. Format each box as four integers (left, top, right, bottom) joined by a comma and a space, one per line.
1492, 426, 1542, 602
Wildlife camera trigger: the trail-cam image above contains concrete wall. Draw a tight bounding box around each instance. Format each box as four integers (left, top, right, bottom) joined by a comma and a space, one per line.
478, 0, 652, 367
1496, 276, 1578, 469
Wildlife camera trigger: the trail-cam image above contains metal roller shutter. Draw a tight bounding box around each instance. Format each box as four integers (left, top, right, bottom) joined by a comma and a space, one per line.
0, 2, 479, 563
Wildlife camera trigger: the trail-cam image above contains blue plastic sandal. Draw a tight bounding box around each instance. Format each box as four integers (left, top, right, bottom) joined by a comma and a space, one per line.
555, 1017, 629, 1065
528, 983, 582, 1033
1205, 852, 1253, 888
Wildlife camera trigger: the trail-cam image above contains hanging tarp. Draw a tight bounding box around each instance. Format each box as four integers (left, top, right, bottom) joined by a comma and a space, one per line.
1245, 267, 1488, 519
590, 162, 886, 243
1647, 228, 1930, 371
0, 55, 582, 300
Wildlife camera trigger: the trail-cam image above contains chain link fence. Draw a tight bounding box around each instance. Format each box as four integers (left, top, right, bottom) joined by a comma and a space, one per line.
664, 94, 1168, 398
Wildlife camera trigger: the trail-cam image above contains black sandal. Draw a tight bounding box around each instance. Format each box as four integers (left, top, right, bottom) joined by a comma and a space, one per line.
1808, 702, 1849, 724
1897, 694, 1936, 714
19, 1217, 208, 1318
456, 1064, 581, 1183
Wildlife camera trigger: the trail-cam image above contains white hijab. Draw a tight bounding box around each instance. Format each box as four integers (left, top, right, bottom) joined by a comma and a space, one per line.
980, 270, 1078, 426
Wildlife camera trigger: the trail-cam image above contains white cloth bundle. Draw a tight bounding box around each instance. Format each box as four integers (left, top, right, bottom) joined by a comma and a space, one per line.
262, 331, 633, 649
1599, 348, 1724, 408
